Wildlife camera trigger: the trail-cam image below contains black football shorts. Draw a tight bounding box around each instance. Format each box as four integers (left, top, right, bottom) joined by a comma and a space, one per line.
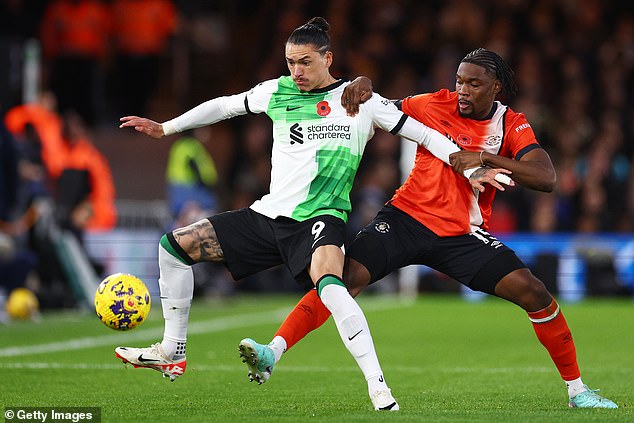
209, 208, 346, 288
347, 204, 526, 294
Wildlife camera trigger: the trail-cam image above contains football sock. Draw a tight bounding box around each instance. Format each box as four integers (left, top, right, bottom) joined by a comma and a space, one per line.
274, 288, 331, 351
366, 373, 389, 395
528, 299, 580, 382
268, 336, 287, 363
317, 275, 388, 394
157, 235, 194, 360
565, 377, 587, 398
173, 342, 187, 360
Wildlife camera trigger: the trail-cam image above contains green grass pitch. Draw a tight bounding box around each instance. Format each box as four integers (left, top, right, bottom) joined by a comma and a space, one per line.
0, 294, 631, 422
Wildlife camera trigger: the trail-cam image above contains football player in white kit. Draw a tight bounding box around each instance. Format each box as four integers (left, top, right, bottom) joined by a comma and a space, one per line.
115, 17, 507, 411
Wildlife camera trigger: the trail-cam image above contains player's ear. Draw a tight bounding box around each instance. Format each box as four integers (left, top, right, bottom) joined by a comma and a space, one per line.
493, 80, 502, 96
323, 51, 333, 68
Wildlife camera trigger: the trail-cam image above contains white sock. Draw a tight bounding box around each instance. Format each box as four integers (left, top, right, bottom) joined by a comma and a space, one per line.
319, 283, 389, 394
268, 335, 287, 363
366, 374, 389, 394
157, 242, 194, 360
566, 377, 587, 398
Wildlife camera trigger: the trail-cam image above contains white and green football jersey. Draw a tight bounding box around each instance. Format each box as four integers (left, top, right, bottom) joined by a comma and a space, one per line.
245, 76, 408, 222
163, 75, 465, 223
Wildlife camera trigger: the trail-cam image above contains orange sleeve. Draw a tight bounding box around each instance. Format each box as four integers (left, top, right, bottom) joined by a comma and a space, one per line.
70, 140, 117, 230
4, 106, 28, 134
5, 105, 67, 178
87, 148, 117, 230
503, 111, 540, 159
400, 92, 436, 122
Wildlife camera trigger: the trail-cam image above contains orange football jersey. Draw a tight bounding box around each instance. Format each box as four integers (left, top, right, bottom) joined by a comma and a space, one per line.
391, 89, 540, 236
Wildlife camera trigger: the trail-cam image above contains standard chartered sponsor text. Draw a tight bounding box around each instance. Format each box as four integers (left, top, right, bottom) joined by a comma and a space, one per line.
306, 124, 351, 140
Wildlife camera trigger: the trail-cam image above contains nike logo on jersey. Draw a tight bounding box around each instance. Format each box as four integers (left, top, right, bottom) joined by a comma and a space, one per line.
137, 354, 160, 363
347, 329, 363, 341
286, 105, 302, 111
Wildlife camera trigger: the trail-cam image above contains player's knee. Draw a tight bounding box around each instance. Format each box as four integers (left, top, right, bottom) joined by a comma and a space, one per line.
159, 233, 196, 266
522, 273, 552, 309
497, 269, 552, 311
171, 219, 224, 262
310, 245, 344, 280
343, 258, 371, 297
345, 233, 385, 290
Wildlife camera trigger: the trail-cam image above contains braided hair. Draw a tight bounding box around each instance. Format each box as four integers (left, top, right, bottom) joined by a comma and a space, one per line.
461, 48, 518, 97
287, 17, 330, 54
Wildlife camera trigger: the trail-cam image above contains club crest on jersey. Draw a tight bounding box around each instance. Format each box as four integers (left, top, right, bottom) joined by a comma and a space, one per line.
485, 135, 502, 146
316, 101, 331, 116
374, 221, 390, 233
457, 134, 472, 146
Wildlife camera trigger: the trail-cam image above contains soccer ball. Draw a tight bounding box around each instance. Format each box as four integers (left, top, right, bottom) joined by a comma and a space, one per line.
94, 273, 151, 330
6, 287, 39, 320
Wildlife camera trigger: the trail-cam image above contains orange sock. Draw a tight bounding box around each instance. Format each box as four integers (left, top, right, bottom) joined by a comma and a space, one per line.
528, 299, 580, 381
274, 289, 331, 350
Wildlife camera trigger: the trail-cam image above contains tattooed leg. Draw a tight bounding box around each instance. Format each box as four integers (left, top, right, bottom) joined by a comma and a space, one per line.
172, 219, 224, 262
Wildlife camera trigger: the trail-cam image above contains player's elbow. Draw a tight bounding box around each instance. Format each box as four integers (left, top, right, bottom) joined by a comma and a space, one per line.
537, 170, 557, 192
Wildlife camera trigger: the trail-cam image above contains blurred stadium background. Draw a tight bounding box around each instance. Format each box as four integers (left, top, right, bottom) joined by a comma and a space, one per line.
0, 0, 632, 313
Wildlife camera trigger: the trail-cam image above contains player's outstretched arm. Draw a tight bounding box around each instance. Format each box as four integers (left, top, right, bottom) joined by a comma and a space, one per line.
119, 116, 165, 139
121, 91, 252, 139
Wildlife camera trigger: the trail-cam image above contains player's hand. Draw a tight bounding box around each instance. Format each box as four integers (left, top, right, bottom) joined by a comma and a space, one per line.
468, 168, 514, 192
449, 150, 482, 174
341, 76, 373, 117
119, 116, 165, 139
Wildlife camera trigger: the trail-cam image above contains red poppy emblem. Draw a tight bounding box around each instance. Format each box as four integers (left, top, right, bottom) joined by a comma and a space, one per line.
316, 101, 331, 116
457, 134, 472, 146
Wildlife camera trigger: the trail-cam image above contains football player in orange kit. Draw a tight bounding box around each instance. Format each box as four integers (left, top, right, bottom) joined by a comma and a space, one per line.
240, 48, 617, 409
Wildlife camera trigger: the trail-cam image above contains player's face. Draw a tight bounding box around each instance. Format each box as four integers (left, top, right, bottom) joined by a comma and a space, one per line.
285, 43, 333, 92
455, 62, 502, 119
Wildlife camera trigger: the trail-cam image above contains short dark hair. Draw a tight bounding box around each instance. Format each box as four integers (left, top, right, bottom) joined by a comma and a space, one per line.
461, 48, 518, 97
287, 17, 330, 54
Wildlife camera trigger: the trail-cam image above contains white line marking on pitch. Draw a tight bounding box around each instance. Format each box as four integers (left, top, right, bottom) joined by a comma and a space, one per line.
0, 298, 407, 358
0, 308, 291, 357
0, 362, 552, 375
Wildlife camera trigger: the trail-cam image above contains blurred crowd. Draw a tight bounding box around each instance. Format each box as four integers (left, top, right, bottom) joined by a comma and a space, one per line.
0, 0, 632, 306
159, 0, 634, 235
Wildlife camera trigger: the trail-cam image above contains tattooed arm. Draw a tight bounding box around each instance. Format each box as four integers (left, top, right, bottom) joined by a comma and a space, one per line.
172, 219, 225, 262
